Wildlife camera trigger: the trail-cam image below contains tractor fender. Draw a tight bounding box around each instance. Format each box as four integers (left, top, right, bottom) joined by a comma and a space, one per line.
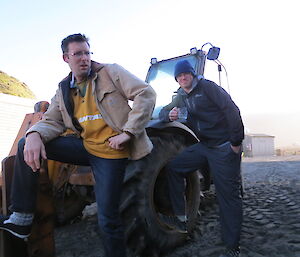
146, 120, 199, 145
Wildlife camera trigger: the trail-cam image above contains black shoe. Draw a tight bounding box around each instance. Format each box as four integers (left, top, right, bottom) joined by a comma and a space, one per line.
219, 247, 240, 257
159, 214, 187, 233
0, 215, 31, 239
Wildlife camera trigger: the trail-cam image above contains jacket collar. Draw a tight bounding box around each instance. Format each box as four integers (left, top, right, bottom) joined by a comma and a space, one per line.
58, 61, 105, 132
68, 61, 105, 88
59, 60, 106, 97
177, 76, 203, 95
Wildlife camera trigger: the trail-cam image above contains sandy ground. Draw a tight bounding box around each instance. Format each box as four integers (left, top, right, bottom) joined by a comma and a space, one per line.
55, 155, 300, 257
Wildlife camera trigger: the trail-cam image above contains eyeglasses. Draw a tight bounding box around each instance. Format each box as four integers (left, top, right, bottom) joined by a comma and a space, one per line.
68, 51, 93, 58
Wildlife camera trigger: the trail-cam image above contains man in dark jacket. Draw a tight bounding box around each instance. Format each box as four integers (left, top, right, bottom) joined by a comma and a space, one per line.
159, 60, 244, 257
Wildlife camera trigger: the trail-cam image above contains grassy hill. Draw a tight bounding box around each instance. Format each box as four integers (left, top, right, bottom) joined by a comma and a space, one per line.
0, 70, 35, 99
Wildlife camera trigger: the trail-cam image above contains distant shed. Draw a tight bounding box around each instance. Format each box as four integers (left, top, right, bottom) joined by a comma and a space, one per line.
0, 93, 36, 165
243, 134, 275, 157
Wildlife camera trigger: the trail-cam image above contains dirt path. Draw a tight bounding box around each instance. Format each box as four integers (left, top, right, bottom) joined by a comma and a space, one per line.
55, 156, 300, 257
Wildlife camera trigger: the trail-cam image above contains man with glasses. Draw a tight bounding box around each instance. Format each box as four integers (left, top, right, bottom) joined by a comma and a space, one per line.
159, 60, 244, 257
0, 33, 156, 257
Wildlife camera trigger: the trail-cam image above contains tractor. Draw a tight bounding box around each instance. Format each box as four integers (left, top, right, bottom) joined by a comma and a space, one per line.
0, 43, 222, 257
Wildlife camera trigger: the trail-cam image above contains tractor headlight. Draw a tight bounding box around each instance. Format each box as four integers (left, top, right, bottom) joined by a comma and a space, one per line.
190, 47, 198, 55
151, 58, 158, 65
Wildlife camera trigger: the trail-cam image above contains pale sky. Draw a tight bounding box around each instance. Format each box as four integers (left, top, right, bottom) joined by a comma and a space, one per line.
1, 0, 299, 117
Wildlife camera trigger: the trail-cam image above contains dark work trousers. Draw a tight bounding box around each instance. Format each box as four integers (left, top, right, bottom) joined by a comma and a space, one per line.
11, 136, 127, 257
166, 141, 242, 249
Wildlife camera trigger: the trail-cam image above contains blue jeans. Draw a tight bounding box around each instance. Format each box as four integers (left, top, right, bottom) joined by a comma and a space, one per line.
166, 141, 243, 249
11, 136, 127, 257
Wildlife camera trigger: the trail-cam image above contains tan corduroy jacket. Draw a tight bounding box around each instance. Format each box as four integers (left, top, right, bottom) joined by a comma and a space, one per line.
27, 61, 156, 160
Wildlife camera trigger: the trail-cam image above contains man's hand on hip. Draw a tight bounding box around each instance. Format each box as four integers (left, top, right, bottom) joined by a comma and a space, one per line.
24, 132, 47, 172
108, 132, 131, 150
231, 145, 241, 154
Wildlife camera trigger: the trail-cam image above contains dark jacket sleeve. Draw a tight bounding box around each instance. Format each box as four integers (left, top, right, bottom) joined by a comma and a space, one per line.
158, 95, 181, 122
203, 80, 244, 146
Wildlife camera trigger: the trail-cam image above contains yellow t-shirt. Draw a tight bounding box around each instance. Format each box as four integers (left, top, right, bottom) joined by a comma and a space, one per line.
72, 81, 129, 159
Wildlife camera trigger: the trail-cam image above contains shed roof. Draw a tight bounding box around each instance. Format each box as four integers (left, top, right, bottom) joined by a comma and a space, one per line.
245, 133, 275, 138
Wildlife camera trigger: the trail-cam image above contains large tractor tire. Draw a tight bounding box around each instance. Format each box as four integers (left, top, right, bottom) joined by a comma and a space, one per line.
121, 133, 200, 257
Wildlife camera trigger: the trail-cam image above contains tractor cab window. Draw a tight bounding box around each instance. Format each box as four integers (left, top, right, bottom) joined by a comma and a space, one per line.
146, 55, 199, 119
